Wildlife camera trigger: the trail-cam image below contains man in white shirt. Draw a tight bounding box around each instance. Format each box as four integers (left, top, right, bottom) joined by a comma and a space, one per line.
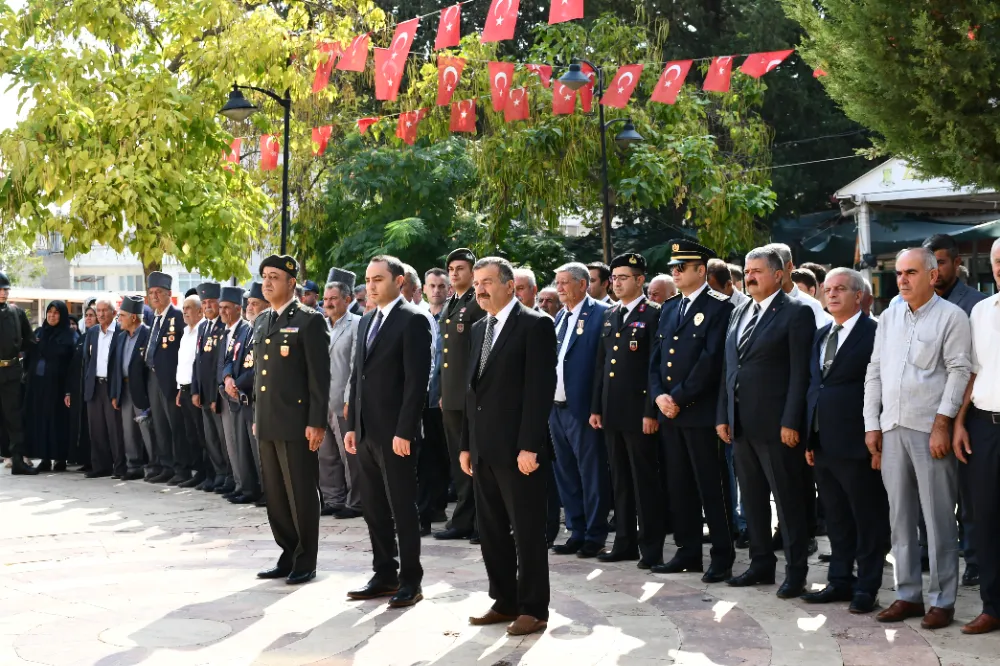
83, 297, 124, 478
174, 295, 208, 488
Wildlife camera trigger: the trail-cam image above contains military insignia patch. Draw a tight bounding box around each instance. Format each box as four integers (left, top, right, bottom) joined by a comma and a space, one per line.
457, 323, 464, 333
672, 243, 680, 252
694, 313, 705, 326
286, 260, 295, 271
280, 345, 290, 357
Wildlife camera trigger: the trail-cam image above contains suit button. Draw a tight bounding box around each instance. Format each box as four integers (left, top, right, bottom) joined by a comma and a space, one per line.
444, 334, 449, 339
443, 363, 449, 368
262, 370, 267, 375
265, 338, 270, 344
261, 386, 266, 392
363, 374, 366, 380
673, 336, 679, 340
609, 372, 615, 377
264, 355, 269, 360
611, 359, 616, 364
820, 384, 824, 389
667, 376, 672, 381
298, 399, 302, 404
477, 406, 482, 411
444, 348, 448, 353
446, 319, 451, 324
613, 346, 618, 351
615, 333, 620, 338
667, 362, 672, 367
669, 349, 675, 354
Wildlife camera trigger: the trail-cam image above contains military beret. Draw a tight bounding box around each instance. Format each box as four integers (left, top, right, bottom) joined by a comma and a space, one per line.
303, 280, 319, 294
326, 267, 356, 292
248, 281, 265, 301
196, 282, 221, 300
610, 252, 646, 273
147, 271, 173, 290
666, 239, 717, 266
446, 247, 476, 267
259, 254, 298, 278
220, 286, 243, 305
0, 271, 10, 289
120, 295, 145, 315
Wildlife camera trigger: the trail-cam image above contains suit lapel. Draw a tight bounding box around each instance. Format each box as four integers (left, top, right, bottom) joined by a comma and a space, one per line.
814, 322, 831, 374
365, 302, 400, 360
480, 302, 520, 378
676, 290, 709, 333
826, 317, 865, 376
743, 291, 787, 355
564, 297, 594, 356
469, 315, 487, 388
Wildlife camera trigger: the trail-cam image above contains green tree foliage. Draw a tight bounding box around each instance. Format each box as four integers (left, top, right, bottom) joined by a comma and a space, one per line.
781, 0, 999, 190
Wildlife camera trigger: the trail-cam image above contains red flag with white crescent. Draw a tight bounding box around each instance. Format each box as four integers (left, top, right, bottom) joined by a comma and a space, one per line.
312, 42, 340, 93
504, 87, 529, 122
336, 34, 369, 72
450, 99, 477, 133
739, 49, 794, 78
437, 57, 466, 106
549, 0, 583, 25
375, 47, 403, 101
601, 64, 643, 108
650, 60, 692, 105
703, 56, 734, 92
488, 61, 515, 112
390, 18, 419, 64
481, 0, 520, 43
552, 82, 576, 115
222, 138, 241, 170
435, 4, 462, 50
311, 126, 332, 156
578, 62, 596, 112
358, 117, 379, 134
525, 64, 552, 88
396, 111, 420, 145
260, 135, 280, 171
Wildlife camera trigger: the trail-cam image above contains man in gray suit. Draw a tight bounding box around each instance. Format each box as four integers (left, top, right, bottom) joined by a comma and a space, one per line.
319, 268, 362, 518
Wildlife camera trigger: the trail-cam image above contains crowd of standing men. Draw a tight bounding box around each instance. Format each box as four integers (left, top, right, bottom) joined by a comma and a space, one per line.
2, 229, 1000, 638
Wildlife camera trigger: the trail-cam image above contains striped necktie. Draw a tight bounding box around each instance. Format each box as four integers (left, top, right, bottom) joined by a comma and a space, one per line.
737, 303, 760, 356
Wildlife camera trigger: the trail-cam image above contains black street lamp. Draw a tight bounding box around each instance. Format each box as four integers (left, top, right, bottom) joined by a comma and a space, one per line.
219, 84, 292, 255
559, 62, 644, 263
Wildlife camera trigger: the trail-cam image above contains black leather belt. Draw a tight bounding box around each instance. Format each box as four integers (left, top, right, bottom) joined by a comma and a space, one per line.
97, 377, 108, 384
972, 406, 1000, 425
180, 384, 192, 392
553, 400, 568, 408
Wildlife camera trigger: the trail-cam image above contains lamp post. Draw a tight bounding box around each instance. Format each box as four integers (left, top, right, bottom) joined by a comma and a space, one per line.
219, 84, 292, 255
558, 61, 644, 263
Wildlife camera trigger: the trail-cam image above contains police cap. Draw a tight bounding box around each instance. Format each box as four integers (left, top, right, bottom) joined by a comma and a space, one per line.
666, 239, 717, 266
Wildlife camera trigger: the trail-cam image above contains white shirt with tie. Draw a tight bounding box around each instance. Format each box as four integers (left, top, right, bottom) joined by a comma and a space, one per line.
738, 289, 781, 340
819, 311, 862, 368
554, 299, 586, 402
95, 320, 118, 378
482, 296, 518, 353
677, 282, 708, 317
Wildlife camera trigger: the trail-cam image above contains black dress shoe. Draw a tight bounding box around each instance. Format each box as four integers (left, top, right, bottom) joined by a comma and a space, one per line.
727, 569, 776, 587
347, 578, 399, 600
149, 470, 174, 483
651, 557, 704, 574
36, 460, 52, 472
321, 505, 341, 516
776, 578, 807, 599
53, 461, 67, 472
434, 528, 472, 540
286, 570, 316, 585
552, 538, 584, 555
849, 591, 879, 614
254, 495, 267, 507
597, 549, 640, 563
85, 470, 112, 479
469, 533, 481, 545
178, 475, 203, 489
257, 566, 291, 579
202, 479, 219, 492
111, 473, 122, 480
806, 538, 818, 556
215, 482, 236, 494
637, 559, 661, 570
230, 494, 258, 505
11, 460, 39, 476
577, 541, 605, 558
388, 585, 423, 608
123, 470, 144, 480
335, 507, 363, 519
222, 490, 239, 500
420, 522, 431, 537
800, 584, 853, 604
735, 529, 750, 549
701, 566, 733, 583
962, 563, 980, 586
818, 553, 832, 563
143, 471, 157, 482
166, 474, 189, 486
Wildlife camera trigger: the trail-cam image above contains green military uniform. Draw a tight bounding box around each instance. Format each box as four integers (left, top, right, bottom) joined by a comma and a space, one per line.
0, 271, 37, 474
253, 256, 331, 578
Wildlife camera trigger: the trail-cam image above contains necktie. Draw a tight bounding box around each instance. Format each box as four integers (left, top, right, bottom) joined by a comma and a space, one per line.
146, 315, 162, 366
366, 310, 384, 351
678, 297, 689, 324
478, 316, 498, 378
557, 312, 571, 351
822, 324, 843, 377
737, 303, 760, 356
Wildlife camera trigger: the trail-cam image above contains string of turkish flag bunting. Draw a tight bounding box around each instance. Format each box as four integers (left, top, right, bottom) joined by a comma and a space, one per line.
226, 0, 819, 163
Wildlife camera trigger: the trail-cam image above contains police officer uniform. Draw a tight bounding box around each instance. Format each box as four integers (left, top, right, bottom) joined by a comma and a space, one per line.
437, 248, 486, 539
0, 271, 38, 475
649, 239, 735, 581
253, 256, 331, 582
590, 253, 664, 566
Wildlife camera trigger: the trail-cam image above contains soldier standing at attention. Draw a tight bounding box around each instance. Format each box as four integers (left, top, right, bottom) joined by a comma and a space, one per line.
253, 256, 331, 585
0, 271, 38, 475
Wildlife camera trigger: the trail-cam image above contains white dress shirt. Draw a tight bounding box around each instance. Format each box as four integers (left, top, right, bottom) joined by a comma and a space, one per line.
554, 298, 586, 402
485, 296, 519, 346
222, 321, 239, 360
819, 310, 862, 367
619, 294, 647, 319
95, 320, 118, 378
970, 294, 1000, 412
738, 289, 781, 339
176, 319, 202, 387
791, 285, 834, 327
677, 283, 708, 313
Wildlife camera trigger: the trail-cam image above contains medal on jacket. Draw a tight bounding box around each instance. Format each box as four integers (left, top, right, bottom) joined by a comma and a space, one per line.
457, 323, 464, 333
630, 340, 638, 351
280, 345, 289, 357
244, 351, 254, 368
694, 313, 705, 326
576, 320, 584, 335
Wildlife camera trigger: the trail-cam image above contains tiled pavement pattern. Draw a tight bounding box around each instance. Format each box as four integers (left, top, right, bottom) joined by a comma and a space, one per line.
1, 473, 998, 665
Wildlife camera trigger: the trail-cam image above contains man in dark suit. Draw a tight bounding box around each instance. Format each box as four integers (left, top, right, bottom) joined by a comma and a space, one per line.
460, 257, 556, 637
192, 282, 231, 493
436, 248, 486, 541
110, 295, 152, 480
716, 246, 815, 598
144, 271, 188, 483
651, 241, 735, 582
254, 256, 330, 585
82, 297, 124, 478
344, 255, 432, 608
551, 262, 611, 558
218, 286, 258, 504
590, 253, 663, 567
801, 267, 887, 614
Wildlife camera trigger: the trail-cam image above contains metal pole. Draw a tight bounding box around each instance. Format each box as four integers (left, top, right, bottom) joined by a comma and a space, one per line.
280, 92, 291, 255
597, 69, 613, 263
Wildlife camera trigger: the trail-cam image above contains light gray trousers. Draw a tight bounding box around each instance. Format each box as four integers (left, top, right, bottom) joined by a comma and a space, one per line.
318, 413, 362, 510
881, 425, 959, 608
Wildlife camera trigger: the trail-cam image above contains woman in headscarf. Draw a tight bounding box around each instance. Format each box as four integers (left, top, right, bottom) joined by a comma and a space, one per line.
66, 310, 91, 468
24, 301, 76, 471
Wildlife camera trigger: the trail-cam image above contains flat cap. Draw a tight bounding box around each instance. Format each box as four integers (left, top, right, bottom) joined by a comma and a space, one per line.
147, 271, 173, 290
303, 280, 319, 293
248, 281, 265, 301
666, 239, 717, 266
120, 295, 145, 315
609, 252, 646, 273
446, 247, 476, 267
220, 286, 243, 305
196, 282, 221, 300
326, 267, 356, 292
259, 254, 298, 278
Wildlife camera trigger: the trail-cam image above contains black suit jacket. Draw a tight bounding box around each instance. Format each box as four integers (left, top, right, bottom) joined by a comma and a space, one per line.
224, 321, 256, 409
717, 290, 815, 438
192, 318, 225, 406
461, 302, 557, 466
650, 287, 733, 428
217, 319, 250, 412
83, 323, 124, 401
805, 315, 877, 459
146, 304, 185, 397
109, 325, 151, 410
348, 299, 432, 445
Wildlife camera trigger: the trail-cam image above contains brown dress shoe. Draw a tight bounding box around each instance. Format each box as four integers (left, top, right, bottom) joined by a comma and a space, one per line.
469, 609, 518, 626
506, 615, 547, 636
962, 613, 1000, 635
876, 600, 926, 623
920, 606, 955, 630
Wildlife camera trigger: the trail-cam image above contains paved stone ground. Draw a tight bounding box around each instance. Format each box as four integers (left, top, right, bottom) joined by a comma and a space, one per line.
1, 472, 998, 666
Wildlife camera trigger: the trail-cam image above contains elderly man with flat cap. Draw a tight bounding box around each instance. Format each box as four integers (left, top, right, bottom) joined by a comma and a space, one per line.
192, 281, 232, 493
254, 255, 330, 584
109, 295, 154, 480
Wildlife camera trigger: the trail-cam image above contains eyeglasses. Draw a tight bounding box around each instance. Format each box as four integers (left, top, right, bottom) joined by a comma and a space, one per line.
610, 274, 636, 282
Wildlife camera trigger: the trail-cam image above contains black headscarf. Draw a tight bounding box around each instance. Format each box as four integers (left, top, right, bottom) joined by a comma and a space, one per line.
41, 300, 74, 346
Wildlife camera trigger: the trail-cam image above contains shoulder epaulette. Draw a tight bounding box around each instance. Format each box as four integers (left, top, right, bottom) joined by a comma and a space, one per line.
645, 299, 661, 310
665, 293, 682, 301
708, 289, 729, 301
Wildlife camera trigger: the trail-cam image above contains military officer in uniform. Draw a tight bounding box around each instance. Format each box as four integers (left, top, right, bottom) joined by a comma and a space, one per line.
253, 256, 331, 584
650, 240, 735, 582
436, 248, 487, 541
0, 271, 38, 475
589, 253, 664, 567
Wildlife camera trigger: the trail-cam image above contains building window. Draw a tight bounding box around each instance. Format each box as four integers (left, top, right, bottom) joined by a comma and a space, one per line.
118, 275, 144, 292
74, 275, 105, 290
177, 272, 202, 294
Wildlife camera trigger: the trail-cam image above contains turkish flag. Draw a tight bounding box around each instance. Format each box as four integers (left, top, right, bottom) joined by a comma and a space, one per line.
740, 49, 793, 78
552, 82, 576, 115
357, 117, 379, 134
435, 4, 462, 50
450, 99, 477, 133
312, 126, 332, 156
336, 34, 369, 72
703, 56, 734, 92
482, 0, 520, 44
601, 64, 643, 108
437, 57, 466, 106
390, 18, 419, 64
578, 62, 596, 112
650, 60, 692, 105
549, 0, 583, 25
396, 111, 420, 145
375, 47, 403, 101
221, 138, 241, 170
525, 64, 552, 88
488, 61, 515, 112
260, 135, 280, 171
504, 87, 529, 122
312, 42, 340, 93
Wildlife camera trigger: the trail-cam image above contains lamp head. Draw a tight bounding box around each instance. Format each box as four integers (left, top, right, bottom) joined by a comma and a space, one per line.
614, 118, 644, 150
558, 63, 590, 91
219, 86, 258, 122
